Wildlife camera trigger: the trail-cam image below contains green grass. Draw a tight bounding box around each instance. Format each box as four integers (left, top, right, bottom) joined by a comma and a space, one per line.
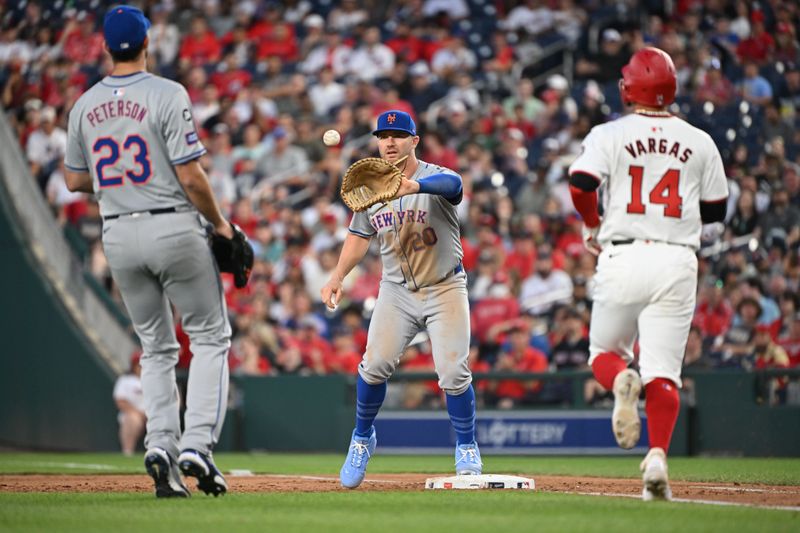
1, 453, 798, 532
0, 491, 797, 533
2, 453, 799, 485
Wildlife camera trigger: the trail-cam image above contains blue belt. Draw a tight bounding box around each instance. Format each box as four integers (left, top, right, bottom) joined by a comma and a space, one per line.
410, 262, 464, 291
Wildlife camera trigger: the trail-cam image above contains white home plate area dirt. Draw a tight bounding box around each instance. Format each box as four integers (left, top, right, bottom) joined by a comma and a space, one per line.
1, 474, 799, 509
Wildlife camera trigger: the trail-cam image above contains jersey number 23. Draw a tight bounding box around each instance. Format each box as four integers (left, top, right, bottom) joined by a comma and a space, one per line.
93, 134, 152, 188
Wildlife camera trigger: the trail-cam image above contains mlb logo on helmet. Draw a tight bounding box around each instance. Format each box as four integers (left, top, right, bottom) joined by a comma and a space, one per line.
104, 5, 151, 52
373, 110, 416, 136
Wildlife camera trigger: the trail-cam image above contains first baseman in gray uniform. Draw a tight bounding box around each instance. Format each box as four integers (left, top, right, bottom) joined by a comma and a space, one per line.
321, 110, 482, 489
65, 6, 232, 498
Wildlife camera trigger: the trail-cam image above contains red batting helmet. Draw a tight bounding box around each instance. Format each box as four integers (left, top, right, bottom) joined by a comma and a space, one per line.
619, 47, 677, 107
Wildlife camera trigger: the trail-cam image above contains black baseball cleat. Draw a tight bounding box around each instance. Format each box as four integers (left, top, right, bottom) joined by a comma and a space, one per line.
178, 449, 228, 497
144, 448, 190, 498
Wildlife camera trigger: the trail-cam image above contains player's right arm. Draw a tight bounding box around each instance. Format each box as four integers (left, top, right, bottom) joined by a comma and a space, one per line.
321, 232, 371, 309
64, 169, 94, 193
568, 126, 609, 255
64, 101, 94, 193
174, 159, 233, 238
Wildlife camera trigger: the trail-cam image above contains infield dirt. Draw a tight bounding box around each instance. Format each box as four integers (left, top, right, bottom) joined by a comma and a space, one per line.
1, 474, 798, 508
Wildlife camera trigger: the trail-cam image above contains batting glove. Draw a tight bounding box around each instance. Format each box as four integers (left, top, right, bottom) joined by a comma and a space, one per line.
582, 223, 602, 256
700, 222, 725, 245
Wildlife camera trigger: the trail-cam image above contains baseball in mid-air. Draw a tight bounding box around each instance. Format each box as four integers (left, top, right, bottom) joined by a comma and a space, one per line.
323, 129, 341, 146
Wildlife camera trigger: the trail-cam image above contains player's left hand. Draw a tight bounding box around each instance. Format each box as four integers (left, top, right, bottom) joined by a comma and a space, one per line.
700, 222, 724, 244
214, 221, 234, 239
582, 224, 602, 256
395, 177, 420, 198
209, 222, 254, 288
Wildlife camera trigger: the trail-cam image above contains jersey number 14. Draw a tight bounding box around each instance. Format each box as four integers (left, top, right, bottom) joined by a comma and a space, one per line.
93, 135, 152, 188
626, 165, 682, 218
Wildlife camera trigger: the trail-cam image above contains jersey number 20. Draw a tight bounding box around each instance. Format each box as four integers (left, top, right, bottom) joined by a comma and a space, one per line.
93, 135, 152, 188
626, 165, 682, 218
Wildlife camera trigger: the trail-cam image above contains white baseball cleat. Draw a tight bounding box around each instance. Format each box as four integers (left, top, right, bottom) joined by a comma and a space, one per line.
611, 368, 642, 449
640, 447, 672, 501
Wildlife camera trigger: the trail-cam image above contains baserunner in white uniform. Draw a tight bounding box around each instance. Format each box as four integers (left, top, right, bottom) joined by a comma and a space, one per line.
568, 47, 728, 501
321, 110, 481, 489
65, 6, 233, 498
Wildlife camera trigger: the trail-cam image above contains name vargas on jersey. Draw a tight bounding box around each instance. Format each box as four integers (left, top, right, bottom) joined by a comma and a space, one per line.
624, 138, 693, 163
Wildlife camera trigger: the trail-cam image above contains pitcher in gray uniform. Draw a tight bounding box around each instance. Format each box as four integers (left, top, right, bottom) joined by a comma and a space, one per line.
65, 6, 232, 498
321, 110, 481, 489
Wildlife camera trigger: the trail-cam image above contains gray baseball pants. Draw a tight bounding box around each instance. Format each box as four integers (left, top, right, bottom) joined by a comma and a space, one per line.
102, 211, 230, 457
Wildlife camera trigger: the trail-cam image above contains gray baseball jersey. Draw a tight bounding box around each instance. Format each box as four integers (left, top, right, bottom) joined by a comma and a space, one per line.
65, 72, 205, 217
65, 71, 230, 459
349, 160, 470, 393
349, 160, 464, 290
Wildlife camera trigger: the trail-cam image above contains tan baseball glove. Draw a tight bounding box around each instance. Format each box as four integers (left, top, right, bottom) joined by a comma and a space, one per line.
340, 155, 407, 212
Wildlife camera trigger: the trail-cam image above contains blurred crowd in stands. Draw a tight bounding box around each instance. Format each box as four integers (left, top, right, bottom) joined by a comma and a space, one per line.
2, 0, 799, 407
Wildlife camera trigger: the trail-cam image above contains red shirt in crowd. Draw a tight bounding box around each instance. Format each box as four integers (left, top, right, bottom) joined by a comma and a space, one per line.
348, 271, 381, 302
421, 145, 459, 171
40, 69, 88, 108
286, 333, 332, 371
179, 31, 221, 65
695, 75, 735, 106
402, 350, 440, 394
420, 39, 444, 63
491, 42, 514, 71
778, 334, 800, 367
693, 300, 734, 337
351, 328, 368, 354
385, 34, 424, 64
246, 20, 274, 43
256, 24, 299, 61
470, 357, 492, 392
471, 297, 520, 344
506, 118, 536, 140
63, 199, 89, 225
325, 350, 361, 374
736, 30, 774, 64
461, 237, 479, 271
231, 212, 260, 238
62, 29, 104, 64
257, 39, 299, 62
211, 69, 253, 99
555, 231, 584, 259
504, 244, 535, 280
495, 347, 548, 400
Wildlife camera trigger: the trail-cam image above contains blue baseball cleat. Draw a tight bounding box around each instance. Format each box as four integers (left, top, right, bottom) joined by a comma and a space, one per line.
178, 449, 228, 496
455, 441, 483, 475
144, 447, 190, 498
340, 427, 377, 489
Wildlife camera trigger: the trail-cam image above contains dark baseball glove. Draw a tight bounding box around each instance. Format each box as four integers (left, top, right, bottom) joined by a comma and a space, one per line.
340, 155, 407, 212
210, 222, 254, 288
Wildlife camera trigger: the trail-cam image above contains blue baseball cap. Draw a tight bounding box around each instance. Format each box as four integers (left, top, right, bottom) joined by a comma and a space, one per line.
373, 110, 416, 136
104, 5, 151, 52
